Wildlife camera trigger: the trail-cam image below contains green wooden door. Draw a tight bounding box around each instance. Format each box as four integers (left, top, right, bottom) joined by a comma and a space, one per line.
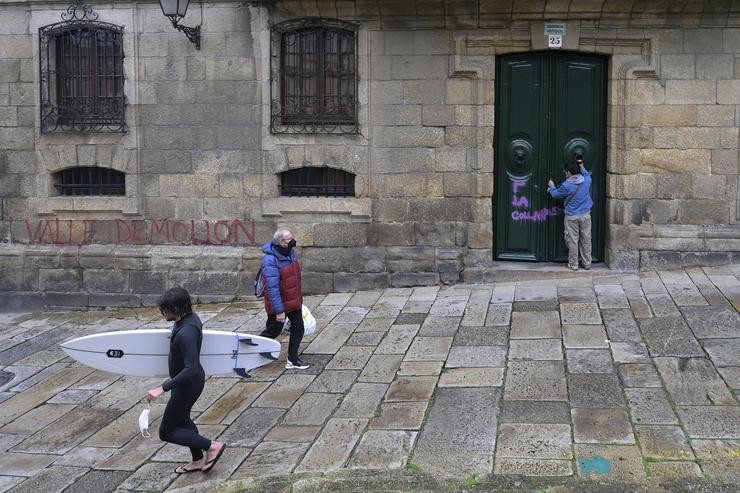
494, 52, 606, 262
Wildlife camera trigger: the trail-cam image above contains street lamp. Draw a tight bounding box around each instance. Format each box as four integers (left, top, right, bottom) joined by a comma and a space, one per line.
158, 0, 201, 49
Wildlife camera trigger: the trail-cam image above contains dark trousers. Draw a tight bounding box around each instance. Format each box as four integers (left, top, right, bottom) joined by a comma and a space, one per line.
159, 376, 210, 461
261, 309, 304, 362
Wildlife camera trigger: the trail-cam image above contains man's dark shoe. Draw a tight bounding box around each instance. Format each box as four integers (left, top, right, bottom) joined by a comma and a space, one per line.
285, 358, 310, 370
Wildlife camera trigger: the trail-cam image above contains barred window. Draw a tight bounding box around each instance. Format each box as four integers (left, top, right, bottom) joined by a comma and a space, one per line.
54, 167, 125, 196
279, 167, 355, 197
39, 3, 126, 133
271, 18, 358, 134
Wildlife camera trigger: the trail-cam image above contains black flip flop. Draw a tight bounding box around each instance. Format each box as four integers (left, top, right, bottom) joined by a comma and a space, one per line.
202, 444, 225, 473
174, 463, 201, 474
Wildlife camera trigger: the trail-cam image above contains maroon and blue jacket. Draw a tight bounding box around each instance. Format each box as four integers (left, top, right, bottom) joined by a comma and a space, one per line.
261, 241, 302, 315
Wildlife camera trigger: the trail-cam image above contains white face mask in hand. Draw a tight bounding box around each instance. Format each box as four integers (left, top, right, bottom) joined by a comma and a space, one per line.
138, 404, 151, 438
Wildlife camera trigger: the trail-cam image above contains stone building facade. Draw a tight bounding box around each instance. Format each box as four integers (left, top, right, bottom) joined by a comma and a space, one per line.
0, 0, 739, 310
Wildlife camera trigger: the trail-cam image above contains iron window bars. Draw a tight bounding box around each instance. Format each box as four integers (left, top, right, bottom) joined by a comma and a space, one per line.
54, 167, 126, 196
270, 18, 359, 134
39, 1, 126, 133
279, 167, 355, 197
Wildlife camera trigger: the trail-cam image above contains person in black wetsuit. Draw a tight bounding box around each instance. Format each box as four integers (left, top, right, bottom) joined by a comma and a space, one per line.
146, 287, 225, 474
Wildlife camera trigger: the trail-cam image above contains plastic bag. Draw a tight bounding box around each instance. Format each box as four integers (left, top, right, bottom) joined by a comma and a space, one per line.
283, 304, 316, 336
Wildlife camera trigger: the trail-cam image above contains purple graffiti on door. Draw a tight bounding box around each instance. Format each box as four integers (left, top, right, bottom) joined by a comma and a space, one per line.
510, 177, 561, 223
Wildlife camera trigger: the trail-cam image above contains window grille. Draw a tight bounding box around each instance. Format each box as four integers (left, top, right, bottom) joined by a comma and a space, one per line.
54, 167, 126, 196
271, 18, 358, 134
39, 1, 126, 133
279, 167, 355, 197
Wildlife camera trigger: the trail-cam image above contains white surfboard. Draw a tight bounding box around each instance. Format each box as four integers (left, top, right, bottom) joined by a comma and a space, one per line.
60, 329, 281, 378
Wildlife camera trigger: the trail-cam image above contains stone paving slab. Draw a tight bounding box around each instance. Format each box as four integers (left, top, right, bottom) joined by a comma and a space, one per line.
413, 387, 500, 477
0, 266, 737, 490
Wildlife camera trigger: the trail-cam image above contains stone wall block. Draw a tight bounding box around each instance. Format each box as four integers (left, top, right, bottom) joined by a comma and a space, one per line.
678, 200, 730, 224
130, 271, 167, 294
372, 198, 409, 222
371, 104, 422, 126
403, 80, 446, 104
696, 54, 734, 79
371, 147, 435, 173
312, 223, 368, 247
444, 126, 477, 146
0, 35, 32, 58
0, 59, 19, 83
43, 292, 87, 308
640, 149, 711, 174
88, 293, 136, 308
655, 174, 692, 199
640, 250, 683, 270
390, 272, 439, 287
414, 222, 459, 246
653, 127, 720, 149
333, 272, 389, 292
717, 80, 740, 104
684, 28, 723, 53
467, 222, 493, 249
159, 174, 219, 197
711, 149, 739, 175
387, 246, 435, 272
665, 80, 716, 104
408, 198, 472, 222
435, 147, 467, 172
421, 105, 455, 127
0, 128, 34, 150
377, 126, 445, 147
83, 269, 129, 293
413, 30, 449, 54
369, 81, 404, 104
302, 271, 334, 295
366, 223, 415, 246
721, 127, 739, 149
391, 55, 449, 79
38, 269, 81, 292
186, 271, 240, 295
370, 174, 442, 198
692, 175, 727, 199
697, 105, 735, 126
626, 80, 665, 105
660, 54, 695, 79
644, 200, 680, 224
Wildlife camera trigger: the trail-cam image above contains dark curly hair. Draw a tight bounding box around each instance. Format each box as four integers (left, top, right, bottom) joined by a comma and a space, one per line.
158, 287, 193, 318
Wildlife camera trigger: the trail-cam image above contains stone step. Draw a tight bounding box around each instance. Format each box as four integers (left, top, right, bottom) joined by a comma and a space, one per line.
464, 261, 617, 283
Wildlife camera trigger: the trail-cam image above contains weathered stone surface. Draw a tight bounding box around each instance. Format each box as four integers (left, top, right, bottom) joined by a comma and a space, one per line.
306, 370, 358, 394
654, 357, 735, 405
601, 309, 643, 342
418, 316, 460, 336
494, 458, 573, 476
252, 374, 315, 408
634, 425, 694, 460
500, 400, 571, 424
232, 441, 308, 478
510, 311, 561, 339
610, 342, 650, 363
61, 470, 131, 493
496, 423, 572, 460
217, 407, 284, 447
647, 461, 703, 478
375, 325, 419, 354
404, 336, 453, 361
304, 322, 356, 354
691, 439, 740, 481
445, 345, 507, 368
566, 349, 614, 373
625, 388, 678, 425
385, 376, 436, 402
369, 401, 428, 430
639, 317, 704, 357
357, 354, 402, 383
348, 430, 417, 469
572, 409, 635, 444
2, 465, 87, 493
397, 361, 443, 376
282, 393, 342, 426
618, 363, 663, 387
574, 444, 645, 479
438, 367, 503, 387
325, 346, 374, 370
0, 452, 57, 476
295, 418, 367, 473
263, 425, 320, 443
453, 326, 509, 346
504, 361, 567, 401
703, 339, 740, 367
677, 406, 740, 439
563, 325, 609, 348
568, 374, 625, 408
561, 303, 602, 325
412, 387, 500, 477
334, 383, 388, 418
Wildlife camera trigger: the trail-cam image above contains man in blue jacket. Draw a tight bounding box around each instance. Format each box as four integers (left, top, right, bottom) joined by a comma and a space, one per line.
259, 228, 310, 369
547, 158, 593, 271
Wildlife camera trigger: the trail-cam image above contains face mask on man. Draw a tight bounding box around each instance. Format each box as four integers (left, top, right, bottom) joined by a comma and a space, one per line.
287, 239, 296, 249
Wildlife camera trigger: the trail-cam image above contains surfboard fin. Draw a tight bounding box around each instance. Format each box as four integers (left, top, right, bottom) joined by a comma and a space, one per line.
239, 337, 258, 346
234, 368, 251, 378
259, 352, 278, 361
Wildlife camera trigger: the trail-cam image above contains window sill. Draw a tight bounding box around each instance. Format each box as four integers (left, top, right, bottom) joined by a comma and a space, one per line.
34, 197, 139, 215
261, 197, 371, 223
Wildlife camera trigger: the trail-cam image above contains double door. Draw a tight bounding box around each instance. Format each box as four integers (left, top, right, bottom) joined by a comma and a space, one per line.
494, 52, 606, 262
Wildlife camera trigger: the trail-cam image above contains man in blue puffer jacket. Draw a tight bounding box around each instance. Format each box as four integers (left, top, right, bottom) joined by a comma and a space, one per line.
259, 228, 310, 369
547, 158, 593, 271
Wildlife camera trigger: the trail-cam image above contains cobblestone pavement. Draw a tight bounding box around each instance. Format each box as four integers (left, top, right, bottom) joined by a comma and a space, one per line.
0, 266, 739, 492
